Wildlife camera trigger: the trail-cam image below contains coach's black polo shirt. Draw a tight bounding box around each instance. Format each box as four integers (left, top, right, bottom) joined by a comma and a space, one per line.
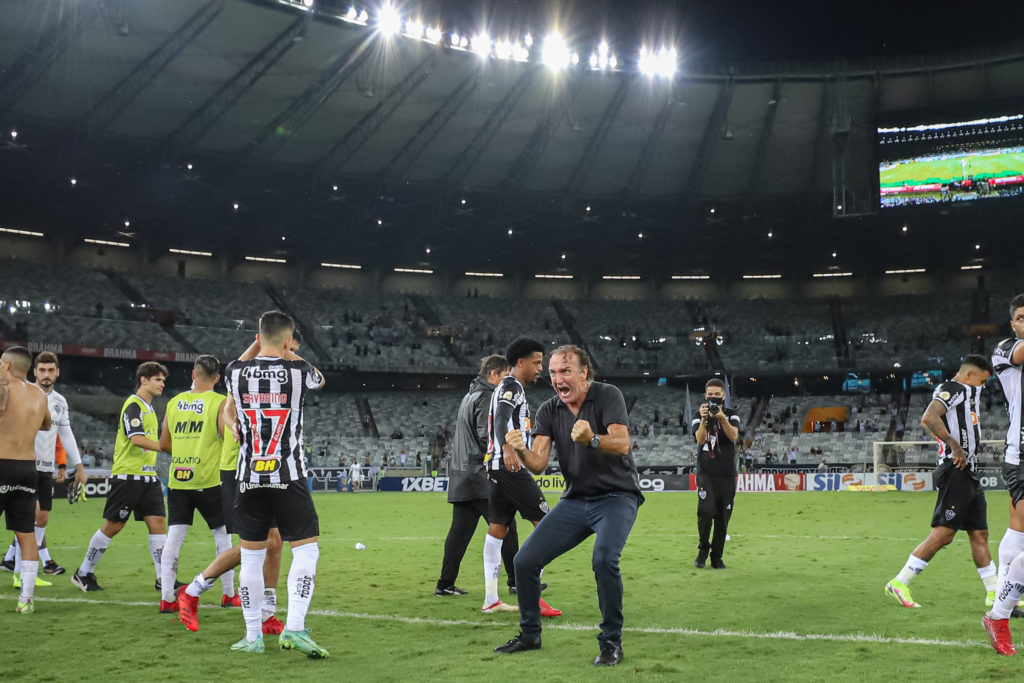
535, 382, 644, 503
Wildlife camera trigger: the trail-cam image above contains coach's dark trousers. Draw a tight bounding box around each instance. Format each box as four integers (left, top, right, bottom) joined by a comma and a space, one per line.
514, 492, 639, 647
437, 499, 518, 589
696, 473, 736, 561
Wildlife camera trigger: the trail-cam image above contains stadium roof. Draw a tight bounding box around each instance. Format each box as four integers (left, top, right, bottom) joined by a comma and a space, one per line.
2, 0, 1024, 276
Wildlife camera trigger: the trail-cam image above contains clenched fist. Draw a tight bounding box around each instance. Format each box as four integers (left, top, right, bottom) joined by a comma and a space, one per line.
506, 429, 526, 453
571, 419, 595, 444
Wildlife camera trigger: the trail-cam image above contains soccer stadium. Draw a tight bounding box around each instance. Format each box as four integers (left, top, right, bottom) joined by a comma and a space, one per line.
2, 0, 1024, 679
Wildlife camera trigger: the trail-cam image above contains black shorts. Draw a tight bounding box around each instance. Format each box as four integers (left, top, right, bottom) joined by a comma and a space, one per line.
168, 487, 224, 528
931, 462, 987, 531
35, 471, 53, 512
234, 480, 317, 543
1004, 462, 1024, 507
220, 470, 238, 534
487, 468, 549, 527
0, 460, 37, 533
102, 478, 166, 523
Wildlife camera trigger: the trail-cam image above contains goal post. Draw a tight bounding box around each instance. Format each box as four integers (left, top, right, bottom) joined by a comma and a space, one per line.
872, 439, 1003, 474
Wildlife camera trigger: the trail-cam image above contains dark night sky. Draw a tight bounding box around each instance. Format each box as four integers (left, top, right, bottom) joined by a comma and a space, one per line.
423, 0, 1024, 63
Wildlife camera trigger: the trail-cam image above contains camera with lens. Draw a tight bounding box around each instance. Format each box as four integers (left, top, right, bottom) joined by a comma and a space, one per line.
707, 397, 724, 417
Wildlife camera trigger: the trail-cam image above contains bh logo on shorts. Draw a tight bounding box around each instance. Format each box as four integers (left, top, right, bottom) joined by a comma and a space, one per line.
944, 509, 956, 521
119, 509, 129, 519
698, 490, 708, 500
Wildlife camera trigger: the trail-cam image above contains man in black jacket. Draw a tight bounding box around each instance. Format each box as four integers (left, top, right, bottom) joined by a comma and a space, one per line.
692, 378, 741, 570
434, 355, 519, 596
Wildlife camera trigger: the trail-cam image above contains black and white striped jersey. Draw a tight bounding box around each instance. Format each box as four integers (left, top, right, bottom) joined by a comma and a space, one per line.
992, 337, 1024, 466
929, 380, 983, 473
224, 357, 325, 484
486, 375, 531, 472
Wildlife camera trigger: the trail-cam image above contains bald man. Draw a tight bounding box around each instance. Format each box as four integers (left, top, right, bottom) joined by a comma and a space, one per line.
0, 346, 52, 613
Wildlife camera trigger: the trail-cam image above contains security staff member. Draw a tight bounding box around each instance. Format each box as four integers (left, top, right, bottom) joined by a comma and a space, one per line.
692, 378, 740, 569
434, 355, 520, 596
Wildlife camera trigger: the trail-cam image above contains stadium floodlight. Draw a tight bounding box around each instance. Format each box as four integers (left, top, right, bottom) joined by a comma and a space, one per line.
542, 31, 571, 69
232, 202, 239, 210
671, 274, 710, 280
9, 129, 17, 139
322, 262, 362, 269
470, 33, 491, 58
602, 275, 641, 280
608, 55, 618, 69
377, 4, 402, 36
405, 19, 424, 39
459, 35, 469, 48
884, 268, 925, 274
961, 264, 983, 270
640, 45, 677, 78
495, 39, 512, 60
424, 26, 442, 43
358, 9, 369, 23
69, 177, 77, 186
344, 6, 357, 21
245, 256, 286, 264
85, 238, 130, 248
513, 42, 530, 61
742, 274, 782, 279
394, 267, 433, 274
535, 274, 573, 279
524, 33, 533, 47
812, 272, 853, 278
589, 54, 598, 68
465, 271, 503, 277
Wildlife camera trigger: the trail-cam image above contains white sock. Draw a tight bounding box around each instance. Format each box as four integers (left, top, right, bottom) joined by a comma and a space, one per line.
186, 571, 216, 599
34, 527, 52, 565
149, 534, 166, 582
161, 526, 188, 602
285, 543, 319, 632
211, 527, 234, 597
991, 552, 1024, 620
3, 541, 14, 563
483, 534, 503, 605
19, 560, 38, 603
262, 588, 277, 622
14, 539, 21, 574
240, 548, 267, 642
78, 529, 112, 575
979, 561, 998, 592
997, 529, 1024, 597
895, 554, 928, 585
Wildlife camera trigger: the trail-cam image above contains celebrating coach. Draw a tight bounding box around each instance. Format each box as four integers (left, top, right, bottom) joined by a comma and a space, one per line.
494, 345, 642, 667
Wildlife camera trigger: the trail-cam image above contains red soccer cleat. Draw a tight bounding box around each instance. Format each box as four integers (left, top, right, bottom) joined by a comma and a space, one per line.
262, 615, 285, 635
539, 598, 562, 618
983, 614, 1017, 656
158, 599, 179, 613
221, 593, 242, 608
178, 585, 200, 632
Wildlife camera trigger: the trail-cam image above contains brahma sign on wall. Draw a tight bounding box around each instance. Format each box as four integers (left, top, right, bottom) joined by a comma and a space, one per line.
0, 339, 199, 363
689, 473, 805, 492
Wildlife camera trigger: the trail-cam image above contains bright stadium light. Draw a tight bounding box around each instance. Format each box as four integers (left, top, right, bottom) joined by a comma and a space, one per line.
377, 4, 401, 36
424, 26, 442, 43
405, 19, 424, 39
542, 31, 571, 69
640, 45, 677, 78
358, 9, 369, 23
495, 39, 512, 60
470, 33, 491, 58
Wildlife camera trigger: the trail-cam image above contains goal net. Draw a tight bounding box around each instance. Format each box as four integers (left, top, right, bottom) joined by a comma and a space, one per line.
871, 439, 1004, 474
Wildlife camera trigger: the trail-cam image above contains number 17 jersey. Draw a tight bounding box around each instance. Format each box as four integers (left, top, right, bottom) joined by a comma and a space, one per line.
224, 356, 324, 484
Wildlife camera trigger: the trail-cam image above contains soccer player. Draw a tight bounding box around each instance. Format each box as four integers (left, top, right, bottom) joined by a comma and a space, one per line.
983, 294, 1024, 655
2, 352, 88, 580
0, 346, 52, 613
156, 355, 234, 613
481, 338, 560, 618
884, 354, 994, 609
177, 337, 308, 634
494, 345, 640, 666
435, 355, 520, 597
71, 362, 169, 592
221, 310, 328, 656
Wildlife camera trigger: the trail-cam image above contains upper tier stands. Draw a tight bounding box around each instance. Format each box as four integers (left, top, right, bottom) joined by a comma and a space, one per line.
0, 259, 993, 375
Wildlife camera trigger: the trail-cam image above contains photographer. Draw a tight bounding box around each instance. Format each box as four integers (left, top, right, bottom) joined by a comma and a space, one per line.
691, 378, 740, 569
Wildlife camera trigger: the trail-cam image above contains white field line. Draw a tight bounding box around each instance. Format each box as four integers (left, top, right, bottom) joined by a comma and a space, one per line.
0, 593, 988, 650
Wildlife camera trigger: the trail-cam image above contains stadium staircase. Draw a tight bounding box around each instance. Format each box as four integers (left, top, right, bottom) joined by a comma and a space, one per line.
407, 294, 467, 366
745, 396, 769, 435
355, 396, 379, 437
102, 270, 199, 353
684, 301, 725, 371
549, 299, 597, 371
827, 296, 852, 367
263, 281, 332, 365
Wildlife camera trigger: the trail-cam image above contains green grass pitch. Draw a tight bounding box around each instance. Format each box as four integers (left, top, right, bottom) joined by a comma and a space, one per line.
1, 491, 1021, 681
879, 151, 1024, 187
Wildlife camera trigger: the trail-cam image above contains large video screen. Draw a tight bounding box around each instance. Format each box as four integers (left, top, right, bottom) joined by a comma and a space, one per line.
878, 113, 1024, 208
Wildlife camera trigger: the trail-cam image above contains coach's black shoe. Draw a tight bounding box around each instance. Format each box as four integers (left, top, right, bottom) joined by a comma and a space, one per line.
494, 632, 541, 654
711, 558, 727, 570
1011, 606, 1024, 619
72, 571, 103, 592
594, 644, 624, 667
0, 559, 14, 572
509, 582, 548, 595
155, 579, 187, 592
43, 560, 66, 575
435, 585, 468, 596
694, 552, 708, 569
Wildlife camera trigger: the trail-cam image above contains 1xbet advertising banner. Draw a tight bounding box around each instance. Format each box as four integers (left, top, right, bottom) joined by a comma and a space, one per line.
378, 476, 449, 492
